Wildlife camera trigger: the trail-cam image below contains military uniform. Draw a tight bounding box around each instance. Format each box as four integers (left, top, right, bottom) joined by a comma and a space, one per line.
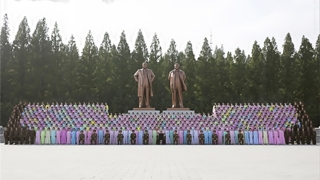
143, 131, 149, 145
29, 128, 36, 144
130, 132, 137, 145
225, 132, 231, 145
156, 132, 166, 145
284, 128, 289, 145
9, 129, 14, 144
300, 131, 306, 145
296, 131, 300, 145
312, 130, 316, 145
173, 132, 179, 145
117, 132, 124, 145
79, 133, 85, 145
186, 132, 192, 145
14, 129, 20, 144
199, 133, 205, 145
238, 132, 244, 145
104, 132, 110, 145
91, 131, 98, 145
212, 132, 218, 145
306, 131, 311, 145
4, 128, 9, 145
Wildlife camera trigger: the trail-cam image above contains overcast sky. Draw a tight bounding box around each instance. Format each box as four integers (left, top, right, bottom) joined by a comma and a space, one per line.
0, 0, 319, 57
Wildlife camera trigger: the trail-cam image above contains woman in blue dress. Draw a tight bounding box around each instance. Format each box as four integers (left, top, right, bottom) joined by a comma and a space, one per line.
253, 128, 259, 145
71, 128, 76, 144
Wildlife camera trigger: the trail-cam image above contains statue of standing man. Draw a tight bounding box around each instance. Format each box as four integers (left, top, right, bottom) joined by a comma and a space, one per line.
134, 62, 155, 108
168, 63, 187, 108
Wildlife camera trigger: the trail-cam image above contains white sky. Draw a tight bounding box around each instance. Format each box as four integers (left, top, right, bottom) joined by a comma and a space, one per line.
0, 0, 319, 57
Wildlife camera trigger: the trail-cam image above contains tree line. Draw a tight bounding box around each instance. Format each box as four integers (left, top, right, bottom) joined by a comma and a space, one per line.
0, 14, 319, 126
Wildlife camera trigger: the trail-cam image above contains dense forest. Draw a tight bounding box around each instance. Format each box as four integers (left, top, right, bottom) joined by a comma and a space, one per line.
0, 14, 319, 126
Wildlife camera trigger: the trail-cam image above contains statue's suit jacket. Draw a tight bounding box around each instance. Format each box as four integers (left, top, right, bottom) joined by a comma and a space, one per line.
168, 69, 187, 92
134, 68, 155, 97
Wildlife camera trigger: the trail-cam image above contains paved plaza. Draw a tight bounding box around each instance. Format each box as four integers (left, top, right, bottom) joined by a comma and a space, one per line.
0, 145, 319, 180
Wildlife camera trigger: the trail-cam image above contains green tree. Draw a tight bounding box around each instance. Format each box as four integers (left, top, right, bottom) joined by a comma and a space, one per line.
195, 37, 213, 112
279, 33, 298, 102
62, 35, 79, 102
29, 18, 52, 101
75, 30, 98, 102
96, 32, 113, 102
262, 37, 281, 101
148, 33, 163, 108
0, 14, 13, 125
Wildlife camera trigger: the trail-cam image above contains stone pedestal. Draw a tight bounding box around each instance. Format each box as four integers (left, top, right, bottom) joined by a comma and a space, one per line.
128, 108, 160, 115
163, 108, 195, 115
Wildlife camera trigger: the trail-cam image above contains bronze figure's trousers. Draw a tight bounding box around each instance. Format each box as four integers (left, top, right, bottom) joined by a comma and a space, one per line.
139, 85, 150, 107
172, 85, 183, 107
30, 137, 35, 144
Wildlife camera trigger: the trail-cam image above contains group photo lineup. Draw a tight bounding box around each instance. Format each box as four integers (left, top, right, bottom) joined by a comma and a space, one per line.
0, 0, 319, 180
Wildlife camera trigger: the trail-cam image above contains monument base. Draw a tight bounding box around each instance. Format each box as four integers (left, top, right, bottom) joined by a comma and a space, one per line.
133, 108, 156, 110
128, 108, 160, 115
166, 108, 190, 111
163, 108, 194, 115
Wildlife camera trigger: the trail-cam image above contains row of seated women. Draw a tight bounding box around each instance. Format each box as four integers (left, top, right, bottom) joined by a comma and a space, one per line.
4, 126, 317, 145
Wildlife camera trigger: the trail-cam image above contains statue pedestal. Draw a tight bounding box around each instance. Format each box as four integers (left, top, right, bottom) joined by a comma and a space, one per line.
128, 108, 160, 115
163, 108, 195, 115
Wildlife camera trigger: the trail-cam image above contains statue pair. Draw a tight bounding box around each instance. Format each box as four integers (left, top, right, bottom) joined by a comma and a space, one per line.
134, 62, 187, 108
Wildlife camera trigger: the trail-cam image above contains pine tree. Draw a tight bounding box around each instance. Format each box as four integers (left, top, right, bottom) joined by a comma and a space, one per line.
62, 35, 79, 101
280, 33, 298, 102
182, 41, 197, 108
96, 32, 113, 102
297, 36, 314, 104
29, 18, 52, 101
50, 22, 65, 100
247, 41, 266, 102
262, 37, 281, 101
148, 33, 163, 108
0, 14, 13, 125
75, 30, 98, 102
230, 48, 247, 102
195, 38, 213, 111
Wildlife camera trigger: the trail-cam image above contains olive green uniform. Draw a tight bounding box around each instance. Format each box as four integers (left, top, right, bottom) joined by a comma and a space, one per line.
4, 129, 9, 145
79, 134, 85, 145
130, 133, 136, 145
173, 133, 179, 145
104, 132, 110, 145
29, 129, 36, 144
91, 132, 98, 145
186, 133, 192, 145
199, 133, 205, 145
238, 132, 244, 145
212, 133, 218, 145
225, 133, 231, 145
143, 132, 149, 145
117, 133, 124, 145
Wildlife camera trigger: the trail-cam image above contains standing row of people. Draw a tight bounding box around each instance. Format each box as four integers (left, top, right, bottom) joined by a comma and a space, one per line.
4, 126, 317, 145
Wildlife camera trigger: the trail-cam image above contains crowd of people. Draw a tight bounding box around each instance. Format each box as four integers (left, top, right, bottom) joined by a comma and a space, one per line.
2, 101, 317, 145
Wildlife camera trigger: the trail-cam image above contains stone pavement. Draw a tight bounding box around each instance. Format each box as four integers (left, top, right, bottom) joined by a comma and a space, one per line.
0, 145, 319, 180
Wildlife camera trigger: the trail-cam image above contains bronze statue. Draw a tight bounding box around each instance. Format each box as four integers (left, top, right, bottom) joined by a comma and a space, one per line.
134, 62, 155, 108
168, 63, 187, 108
